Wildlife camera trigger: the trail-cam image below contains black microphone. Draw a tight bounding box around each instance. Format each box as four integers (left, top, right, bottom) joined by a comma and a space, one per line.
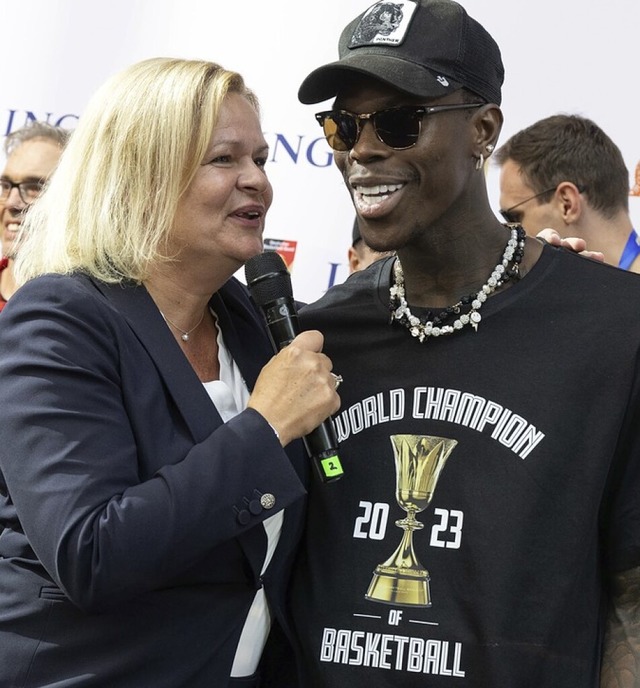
245, 251, 343, 483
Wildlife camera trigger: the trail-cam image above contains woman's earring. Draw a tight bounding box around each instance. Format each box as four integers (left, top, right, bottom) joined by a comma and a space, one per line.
475, 153, 485, 170
486, 143, 495, 154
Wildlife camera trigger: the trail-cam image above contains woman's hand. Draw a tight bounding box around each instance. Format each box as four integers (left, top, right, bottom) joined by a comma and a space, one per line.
248, 330, 341, 446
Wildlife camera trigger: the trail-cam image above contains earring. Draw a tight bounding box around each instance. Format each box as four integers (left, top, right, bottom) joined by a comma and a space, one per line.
475, 153, 485, 171
486, 143, 495, 153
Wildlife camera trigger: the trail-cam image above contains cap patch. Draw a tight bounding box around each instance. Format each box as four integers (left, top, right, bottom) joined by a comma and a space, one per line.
348, 0, 418, 48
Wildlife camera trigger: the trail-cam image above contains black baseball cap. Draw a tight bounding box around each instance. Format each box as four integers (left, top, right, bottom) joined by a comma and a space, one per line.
298, 0, 504, 105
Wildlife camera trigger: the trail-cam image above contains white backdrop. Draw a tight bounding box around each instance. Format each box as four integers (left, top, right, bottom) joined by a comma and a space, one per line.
2, 0, 639, 302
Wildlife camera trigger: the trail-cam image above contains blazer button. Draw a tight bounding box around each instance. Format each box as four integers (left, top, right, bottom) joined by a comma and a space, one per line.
248, 499, 262, 515
260, 493, 276, 509
235, 509, 251, 525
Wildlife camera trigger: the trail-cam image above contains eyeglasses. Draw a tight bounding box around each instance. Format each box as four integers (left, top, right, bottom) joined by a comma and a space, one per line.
499, 187, 557, 224
315, 103, 484, 152
499, 185, 587, 224
0, 178, 46, 204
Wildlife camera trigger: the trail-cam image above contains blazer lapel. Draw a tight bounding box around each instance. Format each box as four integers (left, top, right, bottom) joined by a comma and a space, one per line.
91, 278, 220, 443
210, 280, 272, 393
92, 277, 274, 578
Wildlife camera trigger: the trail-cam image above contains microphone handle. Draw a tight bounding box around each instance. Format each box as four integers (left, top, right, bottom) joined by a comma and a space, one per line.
302, 424, 344, 484
262, 298, 344, 483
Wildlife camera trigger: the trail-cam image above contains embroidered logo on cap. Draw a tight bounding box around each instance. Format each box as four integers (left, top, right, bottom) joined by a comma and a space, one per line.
348, 0, 418, 48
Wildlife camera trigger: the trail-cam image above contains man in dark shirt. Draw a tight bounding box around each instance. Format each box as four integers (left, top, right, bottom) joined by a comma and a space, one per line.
280, 1, 640, 686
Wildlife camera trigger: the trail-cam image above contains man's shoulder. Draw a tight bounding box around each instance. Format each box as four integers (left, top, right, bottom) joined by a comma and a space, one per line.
550, 244, 640, 292
301, 256, 393, 319
531, 247, 640, 335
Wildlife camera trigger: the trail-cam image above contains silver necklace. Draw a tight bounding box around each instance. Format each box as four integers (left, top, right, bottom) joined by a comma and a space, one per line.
161, 310, 206, 342
389, 225, 525, 342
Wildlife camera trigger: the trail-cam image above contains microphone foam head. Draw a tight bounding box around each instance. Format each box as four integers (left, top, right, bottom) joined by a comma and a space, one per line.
244, 251, 293, 306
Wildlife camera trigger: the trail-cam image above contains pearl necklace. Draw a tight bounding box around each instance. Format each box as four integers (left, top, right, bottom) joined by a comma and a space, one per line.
161, 309, 206, 342
389, 225, 525, 343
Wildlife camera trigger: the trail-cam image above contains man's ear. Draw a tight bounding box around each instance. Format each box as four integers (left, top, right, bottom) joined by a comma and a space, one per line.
348, 246, 360, 274
555, 181, 584, 225
473, 103, 503, 157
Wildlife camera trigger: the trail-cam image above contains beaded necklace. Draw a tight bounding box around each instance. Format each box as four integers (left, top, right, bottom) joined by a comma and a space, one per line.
389, 224, 526, 342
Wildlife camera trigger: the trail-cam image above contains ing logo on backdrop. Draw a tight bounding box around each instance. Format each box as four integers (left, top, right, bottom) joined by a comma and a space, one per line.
3, 110, 80, 137
3, 110, 336, 169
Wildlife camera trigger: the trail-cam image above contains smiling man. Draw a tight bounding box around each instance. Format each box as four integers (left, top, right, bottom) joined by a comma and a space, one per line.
0, 122, 70, 310
267, 1, 640, 687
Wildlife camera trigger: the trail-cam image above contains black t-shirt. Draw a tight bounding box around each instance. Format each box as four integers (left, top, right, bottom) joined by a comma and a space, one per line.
291, 246, 640, 687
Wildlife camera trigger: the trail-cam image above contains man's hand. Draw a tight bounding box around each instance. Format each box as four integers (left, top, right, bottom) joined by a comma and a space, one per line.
536, 227, 605, 262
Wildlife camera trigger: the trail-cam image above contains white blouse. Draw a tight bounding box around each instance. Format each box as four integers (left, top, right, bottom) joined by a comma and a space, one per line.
202, 313, 284, 677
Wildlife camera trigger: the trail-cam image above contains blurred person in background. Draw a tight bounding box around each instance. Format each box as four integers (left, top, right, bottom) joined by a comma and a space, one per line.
495, 114, 638, 271
0, 121, 70, 310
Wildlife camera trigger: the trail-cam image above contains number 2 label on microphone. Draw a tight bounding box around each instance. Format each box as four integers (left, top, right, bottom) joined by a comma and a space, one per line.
321, 454, 344, 480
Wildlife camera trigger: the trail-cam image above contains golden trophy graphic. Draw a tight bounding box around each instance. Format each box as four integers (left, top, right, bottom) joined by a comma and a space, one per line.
366, 434, 457, 607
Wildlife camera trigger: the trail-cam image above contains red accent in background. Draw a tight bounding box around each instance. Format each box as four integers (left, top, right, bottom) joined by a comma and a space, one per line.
264, 238, 297, 271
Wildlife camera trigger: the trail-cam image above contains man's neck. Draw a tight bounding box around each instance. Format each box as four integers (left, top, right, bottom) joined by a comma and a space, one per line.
395, 219, 541, 308
571, 209, 635, 271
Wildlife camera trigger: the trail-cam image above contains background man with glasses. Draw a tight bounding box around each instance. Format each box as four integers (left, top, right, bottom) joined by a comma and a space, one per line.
0, 122, 70, 311
495, 114, 638, 272
261, 1, 640, 686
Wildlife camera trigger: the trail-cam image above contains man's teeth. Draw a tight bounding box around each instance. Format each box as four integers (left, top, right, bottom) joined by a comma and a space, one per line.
354, 183, 404, 205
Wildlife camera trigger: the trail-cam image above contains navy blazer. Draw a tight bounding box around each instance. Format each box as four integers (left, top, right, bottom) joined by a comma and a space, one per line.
0, 273, 308, 687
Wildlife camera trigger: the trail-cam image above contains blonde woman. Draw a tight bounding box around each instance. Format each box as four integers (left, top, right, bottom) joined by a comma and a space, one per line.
0, 58, 339, 688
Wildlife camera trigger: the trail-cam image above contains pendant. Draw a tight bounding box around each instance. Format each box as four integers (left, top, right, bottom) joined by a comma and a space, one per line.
181, 333, 189, 341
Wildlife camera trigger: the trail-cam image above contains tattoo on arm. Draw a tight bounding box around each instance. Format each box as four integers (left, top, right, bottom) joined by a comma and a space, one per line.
601, 565, 640, 687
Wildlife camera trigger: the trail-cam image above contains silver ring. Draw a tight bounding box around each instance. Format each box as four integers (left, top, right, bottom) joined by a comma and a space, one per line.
331, 373, 343, 390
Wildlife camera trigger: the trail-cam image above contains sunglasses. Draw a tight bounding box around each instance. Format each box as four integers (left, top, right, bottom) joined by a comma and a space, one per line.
315, 103, 484, 152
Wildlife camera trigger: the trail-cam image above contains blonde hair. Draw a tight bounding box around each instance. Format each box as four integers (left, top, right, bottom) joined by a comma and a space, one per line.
14, 57, 260, 284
